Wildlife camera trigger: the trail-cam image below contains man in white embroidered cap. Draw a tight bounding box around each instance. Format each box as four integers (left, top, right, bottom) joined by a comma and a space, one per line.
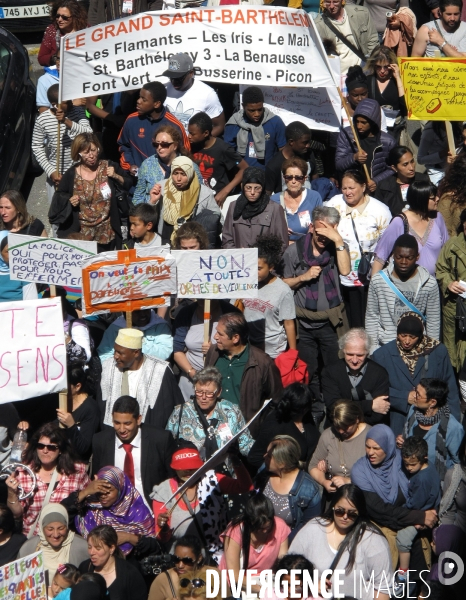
98, 327, 184, 429
163, 52, 225, 137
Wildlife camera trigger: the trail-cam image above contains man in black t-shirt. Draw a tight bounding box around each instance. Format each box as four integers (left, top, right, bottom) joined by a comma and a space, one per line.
265, 121, 317, 195
188, 112, 249, 207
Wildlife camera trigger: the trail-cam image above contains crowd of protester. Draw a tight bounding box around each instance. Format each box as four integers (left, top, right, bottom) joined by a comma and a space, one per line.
2, 0, 466, 598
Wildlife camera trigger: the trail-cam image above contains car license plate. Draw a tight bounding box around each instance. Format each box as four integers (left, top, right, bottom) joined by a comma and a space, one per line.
0, 3, 50, 18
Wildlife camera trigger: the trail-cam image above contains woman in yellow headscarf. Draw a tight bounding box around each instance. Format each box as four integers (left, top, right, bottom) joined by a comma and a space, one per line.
149, 156, 221, 247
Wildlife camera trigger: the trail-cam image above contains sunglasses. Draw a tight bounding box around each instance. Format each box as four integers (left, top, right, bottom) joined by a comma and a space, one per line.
170, 73, 189, 84
153, 141, 174, 149
37, 443, 59, 452
56, 13, 71, 20
180, 578, 206, 589
172, 555, 196, 565
333, 506, 359, 520
284, 175, 305, 182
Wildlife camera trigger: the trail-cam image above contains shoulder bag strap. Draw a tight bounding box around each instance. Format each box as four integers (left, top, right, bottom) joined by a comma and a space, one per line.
378, 271, 426, 322
27, 468, 59, 539
328, 532, 351, 574
176, 404, 183, 440
181, 491, 209, 549
350, 215, 364, 256
322, 13, 366, 61
454, 253, 459, 282
165, 571, 177, 599
433, 20, 446, 55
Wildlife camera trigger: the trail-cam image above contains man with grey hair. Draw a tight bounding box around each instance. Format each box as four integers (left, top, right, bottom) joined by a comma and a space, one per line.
166, 366, 254, 460
321, 327, 390, 426
283, 206, 351, 422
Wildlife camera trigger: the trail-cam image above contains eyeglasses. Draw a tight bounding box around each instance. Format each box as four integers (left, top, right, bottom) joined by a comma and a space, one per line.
194, 389, 218, 399
284, 175, 305, 182
172, 555, 196, 565
180, 578, 206, 589
37, 443, 59, 452
56, 13, 71, 20
333, 506, 359, 520
375, 64, 389, 71
153, 141, 174, 149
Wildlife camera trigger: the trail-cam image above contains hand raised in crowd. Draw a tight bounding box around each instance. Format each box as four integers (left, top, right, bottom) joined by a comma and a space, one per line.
314, 220, 344, 247
149, 183, 162, 205
5, 474, 20, 495
427, 28, 445, 47
56, 408, 75, 428
50, 172, 62, 185
201, 340, 211, 355
387, 14, 401, 30
372, 396, 390, 415
448, 281, 466, 295
72, 98, 86, 107
354, 150, 367, 164
424, 509, 438, 528
17, 421, 29, 430
129, 165, 139, 176
396, 435, 405, 449
69, 195, 80, 207
53, 106, 67, 123
407, 389, 416, 405
389, 63, 402, 80
447, 151, 456, 164
78, 476, 113, 502
431, 6, 440, 17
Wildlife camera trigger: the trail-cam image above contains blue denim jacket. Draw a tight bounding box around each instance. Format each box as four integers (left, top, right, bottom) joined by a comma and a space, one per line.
288, 470, 321, 541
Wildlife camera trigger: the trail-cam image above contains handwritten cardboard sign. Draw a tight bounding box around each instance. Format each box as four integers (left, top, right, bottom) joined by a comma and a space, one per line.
173, 248, 258, 299
8, 235, 97, 288
81, 247, 176, 314
0, 299, 66, 405
399, 57, 466, 120
0, 551, 46, 600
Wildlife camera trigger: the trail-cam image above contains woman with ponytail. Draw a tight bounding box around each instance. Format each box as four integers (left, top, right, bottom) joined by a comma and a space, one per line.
289, 484, 392, 600
219, 493, 290, 597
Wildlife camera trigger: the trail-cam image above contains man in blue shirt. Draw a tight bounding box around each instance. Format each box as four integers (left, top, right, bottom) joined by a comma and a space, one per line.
224, 86, 286, 170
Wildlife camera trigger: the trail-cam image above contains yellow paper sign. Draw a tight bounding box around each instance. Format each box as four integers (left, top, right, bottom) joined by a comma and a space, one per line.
399, 57, 466, 120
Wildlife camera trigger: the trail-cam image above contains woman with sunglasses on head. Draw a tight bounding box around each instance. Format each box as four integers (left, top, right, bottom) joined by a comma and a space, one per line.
148, 535, 204, 600
38, 0, 87, 67
290, 485, 392, 600
270, 158, 322, 244
49, 133, 132, 250
5, 423, 89, 537
372, 180, 448, 278
133, 126, 203, 206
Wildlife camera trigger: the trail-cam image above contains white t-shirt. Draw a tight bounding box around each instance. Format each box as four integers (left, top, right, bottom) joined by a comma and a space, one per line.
165, 79, 223, 131
325, 195, 392, 287
243, 277, 296, 358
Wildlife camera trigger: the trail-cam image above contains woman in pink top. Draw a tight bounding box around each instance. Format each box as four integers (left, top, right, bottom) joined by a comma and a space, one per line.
220, 493, 290, 597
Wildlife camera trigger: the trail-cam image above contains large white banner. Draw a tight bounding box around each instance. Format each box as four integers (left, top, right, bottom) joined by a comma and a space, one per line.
0, 552, 46, 600
8, 235, 97, 288
0, 298, 67, 404
173, 248, 258, 299
239, 56, 341, 132
60, 7, 337, 100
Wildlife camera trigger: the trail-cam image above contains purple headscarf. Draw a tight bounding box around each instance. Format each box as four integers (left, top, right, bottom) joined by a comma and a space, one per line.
351, 424, 409, 505
75, 466, 154, 555
429, 525, 465, 582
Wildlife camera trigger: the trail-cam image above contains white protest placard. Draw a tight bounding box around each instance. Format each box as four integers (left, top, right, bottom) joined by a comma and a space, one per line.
164, 399, 272, 505
81, 246, 176, 314
172, 248, 258, 299
8, 235, 97, 288
0, 552, 46, 600
239, 56, 341, 132
0, 299, 67, 404
59, 6, 337, 100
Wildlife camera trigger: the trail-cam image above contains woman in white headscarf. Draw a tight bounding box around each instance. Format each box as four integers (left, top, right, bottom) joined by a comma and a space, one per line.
149, 156, 221, 248
18, 503, 88, 580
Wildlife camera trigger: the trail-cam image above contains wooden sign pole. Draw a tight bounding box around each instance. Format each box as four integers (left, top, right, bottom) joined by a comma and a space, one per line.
337, 87, 371, 183
58, 389, 67, 428
126, 310, 133, 328
445, 121, 456, 156
203, 299, 211, 362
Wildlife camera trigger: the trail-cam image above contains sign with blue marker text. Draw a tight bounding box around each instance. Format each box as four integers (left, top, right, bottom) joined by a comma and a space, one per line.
8, 234, 97, 288
0, 551, 46, 600
173, 248, 258, 299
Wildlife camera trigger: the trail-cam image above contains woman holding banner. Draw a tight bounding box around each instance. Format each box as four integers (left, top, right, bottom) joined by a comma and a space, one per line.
49, 133, 132, 250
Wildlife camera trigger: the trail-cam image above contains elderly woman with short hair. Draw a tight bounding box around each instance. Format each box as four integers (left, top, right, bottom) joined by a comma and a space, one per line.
321, 328, 390, 426
165, 366, 254, 459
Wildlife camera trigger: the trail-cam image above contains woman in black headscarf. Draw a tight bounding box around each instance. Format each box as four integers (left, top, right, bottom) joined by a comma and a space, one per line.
222, 167, 288, 249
